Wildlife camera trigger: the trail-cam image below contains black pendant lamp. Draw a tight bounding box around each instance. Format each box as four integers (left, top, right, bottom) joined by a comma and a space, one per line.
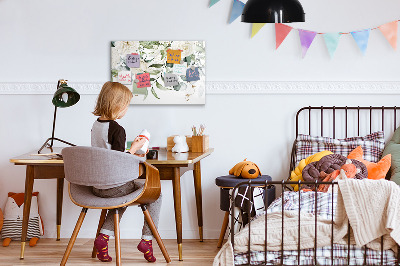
242, 0, 305, 23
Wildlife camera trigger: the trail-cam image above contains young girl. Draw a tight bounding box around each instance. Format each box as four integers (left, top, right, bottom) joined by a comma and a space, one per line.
91, 81, 162, 263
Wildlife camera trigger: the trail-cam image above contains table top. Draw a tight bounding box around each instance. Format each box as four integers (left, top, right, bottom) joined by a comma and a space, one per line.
10, 147, 214, 166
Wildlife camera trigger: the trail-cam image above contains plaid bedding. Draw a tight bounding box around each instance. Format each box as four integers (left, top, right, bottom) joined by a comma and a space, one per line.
234, 191, 397, 265
234, 244, 397, 265
294, 131, 385, 166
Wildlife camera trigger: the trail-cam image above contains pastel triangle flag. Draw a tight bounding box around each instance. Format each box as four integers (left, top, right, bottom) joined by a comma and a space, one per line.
251, 23, 266, 38
229, 0, 245, 24
275, 23, 293, 49
323, 33, 341, 58
378, 21, 397, 50
298, 29, 317, 58
351, 29, 370, 55
209, 0, 220, 7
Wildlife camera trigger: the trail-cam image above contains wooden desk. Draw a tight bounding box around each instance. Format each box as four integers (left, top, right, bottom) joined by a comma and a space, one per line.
9, 148, 64, 259
10, 147, 213, 261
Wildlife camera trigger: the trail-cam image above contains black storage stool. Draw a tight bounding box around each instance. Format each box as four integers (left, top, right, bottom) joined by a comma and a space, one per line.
215, 175, 275, 248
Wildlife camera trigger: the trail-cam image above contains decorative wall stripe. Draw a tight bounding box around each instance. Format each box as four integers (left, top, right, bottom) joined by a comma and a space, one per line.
0, 82, 399, 95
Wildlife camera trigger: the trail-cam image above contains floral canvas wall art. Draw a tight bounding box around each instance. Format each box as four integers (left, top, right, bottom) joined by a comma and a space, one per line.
111, 41, 206, 105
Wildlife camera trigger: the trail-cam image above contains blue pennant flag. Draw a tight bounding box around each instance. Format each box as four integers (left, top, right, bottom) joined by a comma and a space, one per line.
323, 33, 341, 58
229, 0, 245, 23
209, 0, 221, 7
351, 29, 371, 55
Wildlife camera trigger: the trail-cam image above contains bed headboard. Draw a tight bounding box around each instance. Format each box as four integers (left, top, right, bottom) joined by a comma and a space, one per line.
290, 106, 400, 179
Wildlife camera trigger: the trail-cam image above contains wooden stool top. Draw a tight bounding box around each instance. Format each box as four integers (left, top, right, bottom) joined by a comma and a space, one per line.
215, 175, 272, 188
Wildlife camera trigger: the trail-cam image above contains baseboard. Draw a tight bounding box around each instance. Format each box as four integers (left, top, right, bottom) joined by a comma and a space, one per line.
1, 81, 399, 95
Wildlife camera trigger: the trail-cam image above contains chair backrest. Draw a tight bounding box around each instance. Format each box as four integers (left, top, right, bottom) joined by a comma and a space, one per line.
62, 146, 145, 187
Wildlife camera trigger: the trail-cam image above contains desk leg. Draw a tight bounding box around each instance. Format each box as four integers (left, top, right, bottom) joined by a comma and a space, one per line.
20, 165, 34, 259
172, 167, 183, 261
56, 178, 64, 241
193, 161, 203, 242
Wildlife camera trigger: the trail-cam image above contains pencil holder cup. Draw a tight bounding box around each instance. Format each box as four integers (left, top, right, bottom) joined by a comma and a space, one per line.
146, 150, 158, 160
191, 135, 209, 153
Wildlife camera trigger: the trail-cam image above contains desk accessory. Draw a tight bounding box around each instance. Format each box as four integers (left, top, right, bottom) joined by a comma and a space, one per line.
38, 79, 80, 154
172, 135, 189, 153
146, 150, 158, 160
167, 136, 192, 151
191, 135, 209, 152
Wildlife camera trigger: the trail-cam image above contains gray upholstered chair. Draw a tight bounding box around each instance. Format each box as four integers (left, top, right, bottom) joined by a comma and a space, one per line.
60, 146, 171, 265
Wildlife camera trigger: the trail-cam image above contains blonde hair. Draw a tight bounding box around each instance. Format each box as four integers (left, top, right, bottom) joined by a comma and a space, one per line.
93, 82, 133, 120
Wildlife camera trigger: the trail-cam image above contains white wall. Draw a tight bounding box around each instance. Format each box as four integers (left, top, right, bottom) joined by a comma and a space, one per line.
1, 0, 400, 239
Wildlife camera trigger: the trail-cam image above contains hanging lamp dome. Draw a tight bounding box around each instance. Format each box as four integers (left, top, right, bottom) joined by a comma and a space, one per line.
242, 0, 305, 23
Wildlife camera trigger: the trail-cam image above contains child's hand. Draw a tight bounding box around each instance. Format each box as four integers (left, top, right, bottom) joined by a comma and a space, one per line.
134, 149, 149, 157
129, 137, 147, 155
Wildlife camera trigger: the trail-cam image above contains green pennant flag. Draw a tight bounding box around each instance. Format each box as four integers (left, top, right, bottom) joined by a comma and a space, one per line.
209, 0, 221, 7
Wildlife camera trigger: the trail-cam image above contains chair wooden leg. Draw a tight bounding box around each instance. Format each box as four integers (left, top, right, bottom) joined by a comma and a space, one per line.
91, 209, 108, 258
114, 210, 121, 266
141, 205, 171, 263
60, 208, 88, 266
217, 211, 230, 248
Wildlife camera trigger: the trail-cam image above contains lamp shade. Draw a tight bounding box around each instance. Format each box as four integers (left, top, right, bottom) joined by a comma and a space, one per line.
241, 0, 305, 23
52, 84, 80, 108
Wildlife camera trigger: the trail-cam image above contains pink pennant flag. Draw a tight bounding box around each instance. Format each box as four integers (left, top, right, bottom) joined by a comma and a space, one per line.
378, 21, 398, 50
298, 29, 318, 58
275, 23, 293, 49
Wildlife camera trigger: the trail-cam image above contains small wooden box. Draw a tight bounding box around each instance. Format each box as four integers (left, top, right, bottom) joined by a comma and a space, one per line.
191, 135, 209, 153
167, 135, 192, 151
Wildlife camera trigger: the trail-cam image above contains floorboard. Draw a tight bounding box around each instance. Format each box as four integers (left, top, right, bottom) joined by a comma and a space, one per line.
0, 239, 222, 265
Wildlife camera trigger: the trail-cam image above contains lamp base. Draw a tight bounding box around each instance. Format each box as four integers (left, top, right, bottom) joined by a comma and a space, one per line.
38, 137, 76, 154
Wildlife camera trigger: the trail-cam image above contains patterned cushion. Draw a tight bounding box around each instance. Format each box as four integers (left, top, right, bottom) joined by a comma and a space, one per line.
295, 131, 385, 166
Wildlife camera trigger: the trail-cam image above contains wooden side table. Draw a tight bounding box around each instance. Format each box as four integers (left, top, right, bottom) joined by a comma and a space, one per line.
215, 175, 275, 248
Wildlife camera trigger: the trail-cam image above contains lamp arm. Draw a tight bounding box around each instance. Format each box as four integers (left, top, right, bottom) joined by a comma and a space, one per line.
50, 105, 57, 148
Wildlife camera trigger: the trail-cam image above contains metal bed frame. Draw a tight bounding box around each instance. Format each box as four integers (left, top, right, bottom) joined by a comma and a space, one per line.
230, 106, 400, 266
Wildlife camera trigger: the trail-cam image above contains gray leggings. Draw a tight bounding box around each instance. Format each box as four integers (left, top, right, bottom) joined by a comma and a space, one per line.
92, 180, 162, 240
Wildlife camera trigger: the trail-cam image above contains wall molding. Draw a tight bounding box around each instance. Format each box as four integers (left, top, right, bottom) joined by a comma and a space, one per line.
1, 81, 400, 95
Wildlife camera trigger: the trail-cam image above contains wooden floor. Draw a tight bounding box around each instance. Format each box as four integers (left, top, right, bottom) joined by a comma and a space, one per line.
0, 239, 221, 265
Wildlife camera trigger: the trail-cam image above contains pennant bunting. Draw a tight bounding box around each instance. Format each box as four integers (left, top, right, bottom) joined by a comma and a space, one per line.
323, 33, 341, 58
275, 23, 293, 49
378, 21, 398, 50
229, 0, 245, 24
209, 0, 220, 7
298, 29, 317, 58
351, 29, 370, 55
251, 23, 266, 38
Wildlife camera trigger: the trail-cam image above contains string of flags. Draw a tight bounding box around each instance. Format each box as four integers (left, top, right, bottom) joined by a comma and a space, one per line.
210, 0, 399, 58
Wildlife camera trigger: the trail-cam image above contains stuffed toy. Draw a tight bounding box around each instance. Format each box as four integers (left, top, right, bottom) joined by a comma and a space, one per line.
317, 160, 360, 193
289, 150, 333, 191
301, 154, 368, 191
348, 146, 391, 180
229, 159, 261, 179
1, 192, 44, 247
172, 135, 189, 153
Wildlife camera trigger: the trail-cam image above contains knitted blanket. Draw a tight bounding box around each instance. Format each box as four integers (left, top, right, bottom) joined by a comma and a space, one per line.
335, 178, 399, 251
213, 179, 400, 266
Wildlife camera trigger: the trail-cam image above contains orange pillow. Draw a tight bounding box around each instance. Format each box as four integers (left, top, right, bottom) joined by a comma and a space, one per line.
347, 146, 391, 180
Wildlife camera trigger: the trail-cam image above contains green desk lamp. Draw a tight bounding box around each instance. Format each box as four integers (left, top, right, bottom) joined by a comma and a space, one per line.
38, 79, 80, 154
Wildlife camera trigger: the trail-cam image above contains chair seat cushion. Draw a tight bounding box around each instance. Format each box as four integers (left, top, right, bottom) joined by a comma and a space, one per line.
69, 180, 145, 208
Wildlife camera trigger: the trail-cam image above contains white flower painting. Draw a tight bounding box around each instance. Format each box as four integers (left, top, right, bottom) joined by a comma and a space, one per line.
111, 41, 206, 105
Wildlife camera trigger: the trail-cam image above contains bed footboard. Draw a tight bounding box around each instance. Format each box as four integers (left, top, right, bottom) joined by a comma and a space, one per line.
230, 180, 400, 266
